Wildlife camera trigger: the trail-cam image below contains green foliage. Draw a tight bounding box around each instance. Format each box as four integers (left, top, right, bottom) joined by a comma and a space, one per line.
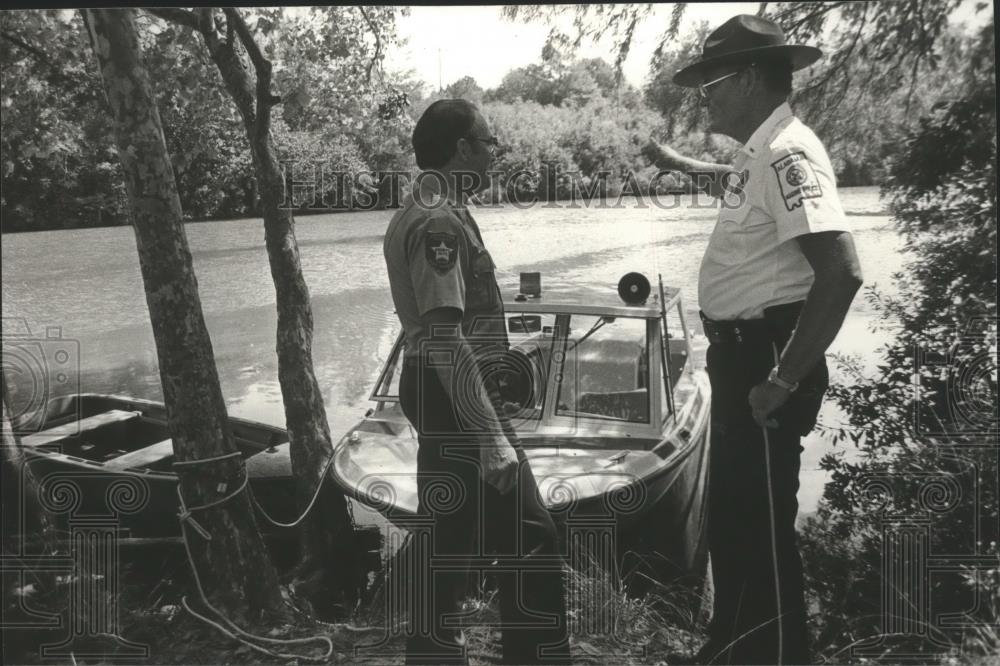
0, 7, 417, 230
643, 21, 710, 140
799, 19, 998, 662
1, 10, 130, 230
481, 93, 664, 202
502, 4, 664, 78
489, 58, 623, 107
509, 2, 990, 187
4, 4, 995, 231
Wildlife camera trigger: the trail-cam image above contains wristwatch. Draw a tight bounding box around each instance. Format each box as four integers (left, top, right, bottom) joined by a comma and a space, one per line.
767, 366, 799, 393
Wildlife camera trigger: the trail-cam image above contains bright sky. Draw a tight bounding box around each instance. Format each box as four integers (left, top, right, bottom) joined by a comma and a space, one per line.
383, 2, 994, 93
384, 3, 758, 91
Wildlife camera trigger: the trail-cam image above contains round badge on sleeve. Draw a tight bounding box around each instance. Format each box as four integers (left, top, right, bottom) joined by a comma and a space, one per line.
426, 231, 458, 273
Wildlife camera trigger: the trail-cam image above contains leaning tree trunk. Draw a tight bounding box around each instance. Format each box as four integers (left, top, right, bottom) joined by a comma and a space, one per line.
147, 7, 361, 616
81, 8, 284, 624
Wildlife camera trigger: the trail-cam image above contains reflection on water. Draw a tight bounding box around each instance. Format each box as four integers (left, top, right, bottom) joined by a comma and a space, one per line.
2, 187, 901, 515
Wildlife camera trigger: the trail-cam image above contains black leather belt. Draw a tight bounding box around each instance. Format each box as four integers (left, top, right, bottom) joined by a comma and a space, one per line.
699, 312, 773, 345
699, 302, 808, 345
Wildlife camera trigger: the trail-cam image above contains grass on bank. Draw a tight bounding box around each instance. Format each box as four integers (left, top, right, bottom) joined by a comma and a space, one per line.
3, 538, 997, 665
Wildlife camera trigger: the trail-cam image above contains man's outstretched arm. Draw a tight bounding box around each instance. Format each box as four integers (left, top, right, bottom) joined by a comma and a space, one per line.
642, 140, 734, 199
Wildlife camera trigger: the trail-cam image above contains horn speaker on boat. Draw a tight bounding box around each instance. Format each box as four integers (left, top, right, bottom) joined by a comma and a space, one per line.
618, 272, 651, 305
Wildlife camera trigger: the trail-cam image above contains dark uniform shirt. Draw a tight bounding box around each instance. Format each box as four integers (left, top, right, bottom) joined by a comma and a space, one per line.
383, 191, 508, 358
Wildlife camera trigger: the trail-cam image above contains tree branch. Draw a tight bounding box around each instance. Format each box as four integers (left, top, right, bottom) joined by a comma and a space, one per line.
222, 8, 277, 142
225, 10, 235, 49
223, 8, 267, 74
145, 7, 200, 31
357, 6, 382, 85
0, 29, 96, 96
1, 30, 49, 62
196, 7, 215, 39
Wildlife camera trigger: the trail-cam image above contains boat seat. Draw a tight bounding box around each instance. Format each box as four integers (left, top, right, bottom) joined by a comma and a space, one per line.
577, 389, 649, 423
20, 409, 143, 448
104, 439, 175, 471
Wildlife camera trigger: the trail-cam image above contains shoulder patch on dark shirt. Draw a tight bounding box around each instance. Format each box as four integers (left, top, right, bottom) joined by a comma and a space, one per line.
771, 151, 823, 211
425, 230, 458, 273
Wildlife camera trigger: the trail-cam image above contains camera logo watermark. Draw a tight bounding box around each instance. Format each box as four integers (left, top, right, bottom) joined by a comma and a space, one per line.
914, 317, 998, 439
2, 319, 81, 436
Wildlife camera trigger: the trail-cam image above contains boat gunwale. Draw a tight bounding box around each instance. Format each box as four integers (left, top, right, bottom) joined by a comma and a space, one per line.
20, 393, 288, 481
332, 372, 711, 521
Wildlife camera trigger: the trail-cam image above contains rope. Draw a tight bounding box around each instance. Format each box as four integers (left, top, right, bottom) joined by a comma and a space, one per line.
172, 450, 243, 468
172, 452, 335, 661
764, 342, 785, 665
247, 451, 339, 529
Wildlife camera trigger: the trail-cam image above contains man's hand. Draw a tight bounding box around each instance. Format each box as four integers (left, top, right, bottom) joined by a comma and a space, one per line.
480, 436, 519, 494
748, 381, 790, 428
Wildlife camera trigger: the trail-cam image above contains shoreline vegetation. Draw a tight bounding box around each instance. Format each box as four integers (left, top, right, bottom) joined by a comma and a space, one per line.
3, 5, 906, 235
0, 185, 890, 235
2, 5, 996, 665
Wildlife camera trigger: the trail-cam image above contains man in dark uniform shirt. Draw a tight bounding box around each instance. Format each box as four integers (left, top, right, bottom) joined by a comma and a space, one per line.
383, 99, 570, 665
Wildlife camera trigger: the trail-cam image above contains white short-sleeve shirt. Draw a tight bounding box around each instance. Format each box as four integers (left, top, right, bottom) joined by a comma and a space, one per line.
698, 103, 850, 320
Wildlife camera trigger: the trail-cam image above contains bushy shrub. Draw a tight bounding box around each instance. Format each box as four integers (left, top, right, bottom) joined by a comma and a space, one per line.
800, 22, 997, 662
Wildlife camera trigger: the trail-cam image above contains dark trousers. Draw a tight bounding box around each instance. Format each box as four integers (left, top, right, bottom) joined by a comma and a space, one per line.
702, 304, 828, 665
398, 357, 570, 665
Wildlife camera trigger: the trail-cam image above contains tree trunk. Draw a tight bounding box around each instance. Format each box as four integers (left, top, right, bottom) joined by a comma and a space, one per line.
150, 7, 360, 616
81, 8, 284, 624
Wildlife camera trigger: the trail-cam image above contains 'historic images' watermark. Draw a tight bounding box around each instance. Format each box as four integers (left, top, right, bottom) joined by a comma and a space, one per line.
277, 161, 750, 213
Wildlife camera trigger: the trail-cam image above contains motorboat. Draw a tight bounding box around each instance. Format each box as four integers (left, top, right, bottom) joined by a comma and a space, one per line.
323, 272, 712, 577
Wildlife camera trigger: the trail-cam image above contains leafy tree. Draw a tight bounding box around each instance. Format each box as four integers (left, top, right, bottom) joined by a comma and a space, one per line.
487, 58, 628, 108
579, 57, 619, 97
82, 7, 287, 624
503, 5, 998, 659
643, 21, 711, 140
799, 19, 997, 659
480, 92, 663, 202
1, 10, 128, 230
489, 63, 561, 105
1, 7, 417, 230
506, 2, 987, 185
145, 6, 400, 618
504, 3, 668, 79
443, 75, 485, 104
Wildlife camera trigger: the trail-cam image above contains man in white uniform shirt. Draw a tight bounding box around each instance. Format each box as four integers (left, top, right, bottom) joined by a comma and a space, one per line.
644, 15, 863, 665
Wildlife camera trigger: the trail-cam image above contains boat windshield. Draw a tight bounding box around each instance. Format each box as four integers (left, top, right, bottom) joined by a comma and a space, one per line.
555, 315, 651, 424
370, 313, 558, 427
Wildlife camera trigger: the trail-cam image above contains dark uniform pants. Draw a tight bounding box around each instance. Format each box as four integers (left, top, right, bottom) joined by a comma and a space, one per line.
399, 356, 570, 665
702, 302, 828, 665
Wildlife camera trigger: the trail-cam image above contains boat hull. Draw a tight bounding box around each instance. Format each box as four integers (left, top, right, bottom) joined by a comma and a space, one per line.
328, 372, 712, 578
14, 394, 293, 541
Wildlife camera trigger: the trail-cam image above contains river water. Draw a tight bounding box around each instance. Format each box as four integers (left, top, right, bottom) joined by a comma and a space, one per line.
2, 186, 902, 519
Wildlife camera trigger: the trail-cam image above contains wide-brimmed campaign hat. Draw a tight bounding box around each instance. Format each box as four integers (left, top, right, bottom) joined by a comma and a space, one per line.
673, 14, 823, 87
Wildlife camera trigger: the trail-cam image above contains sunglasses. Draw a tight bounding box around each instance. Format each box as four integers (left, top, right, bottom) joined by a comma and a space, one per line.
698, 70, 741, 99
464, 135, 501, 155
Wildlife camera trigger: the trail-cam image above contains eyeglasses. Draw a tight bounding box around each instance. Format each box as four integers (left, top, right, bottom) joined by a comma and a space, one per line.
464, 135, 501, 155
698, 70, 741, 99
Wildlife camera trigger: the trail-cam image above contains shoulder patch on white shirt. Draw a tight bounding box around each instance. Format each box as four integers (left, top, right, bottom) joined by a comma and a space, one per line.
771, 151, 823, 212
